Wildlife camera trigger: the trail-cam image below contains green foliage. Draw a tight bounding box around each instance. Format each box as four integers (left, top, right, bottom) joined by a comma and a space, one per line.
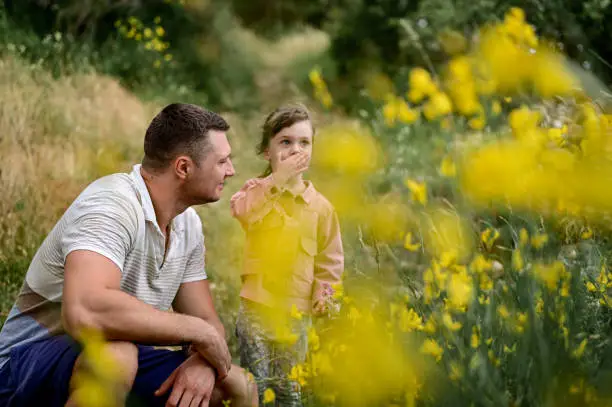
0, 0, 261, 110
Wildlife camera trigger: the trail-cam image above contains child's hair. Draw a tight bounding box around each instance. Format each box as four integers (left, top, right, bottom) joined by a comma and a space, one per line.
257, 103, 315, 176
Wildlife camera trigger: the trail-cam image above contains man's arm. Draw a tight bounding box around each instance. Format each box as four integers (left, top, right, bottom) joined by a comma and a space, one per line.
172, 280, 225, 339
62, 249, 231, 377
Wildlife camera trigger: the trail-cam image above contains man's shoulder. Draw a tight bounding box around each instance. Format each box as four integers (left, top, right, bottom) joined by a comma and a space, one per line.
74, 173, 142, 213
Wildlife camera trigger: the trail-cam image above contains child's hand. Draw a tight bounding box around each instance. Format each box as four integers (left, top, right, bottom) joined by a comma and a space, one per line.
272, 151, 309, 186
312, 299, 327, 316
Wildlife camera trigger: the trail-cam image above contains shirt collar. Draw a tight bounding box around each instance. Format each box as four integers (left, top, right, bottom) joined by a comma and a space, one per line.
131, 164, 157, 223
287, 180, 316, 204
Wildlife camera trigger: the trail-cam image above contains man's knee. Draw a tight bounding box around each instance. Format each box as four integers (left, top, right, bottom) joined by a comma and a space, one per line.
72, 340, 139, 386
106, 341, 139, 384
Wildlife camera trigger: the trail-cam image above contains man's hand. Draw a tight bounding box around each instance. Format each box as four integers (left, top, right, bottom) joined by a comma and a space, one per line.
155, 354, 217, 407
272, 151, 309, 186
192, 331, 232, 380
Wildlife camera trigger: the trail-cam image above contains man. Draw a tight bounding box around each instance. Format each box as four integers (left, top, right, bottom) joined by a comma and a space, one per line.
0, 103, 257, 406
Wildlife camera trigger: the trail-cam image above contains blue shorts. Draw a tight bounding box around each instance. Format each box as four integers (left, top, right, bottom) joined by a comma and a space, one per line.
0, 335, 188, 407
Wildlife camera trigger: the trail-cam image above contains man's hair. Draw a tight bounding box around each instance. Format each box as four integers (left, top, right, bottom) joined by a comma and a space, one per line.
142, 103, 230, 170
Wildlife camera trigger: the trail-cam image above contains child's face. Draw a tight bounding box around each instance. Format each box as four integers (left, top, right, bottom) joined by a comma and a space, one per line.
265, 120, 313, 170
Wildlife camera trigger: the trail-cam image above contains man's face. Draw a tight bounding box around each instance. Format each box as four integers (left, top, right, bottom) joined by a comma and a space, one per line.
184, 130, 235, 204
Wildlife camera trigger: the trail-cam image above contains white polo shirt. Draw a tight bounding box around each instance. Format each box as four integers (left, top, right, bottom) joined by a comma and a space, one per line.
0, 164, 207, 368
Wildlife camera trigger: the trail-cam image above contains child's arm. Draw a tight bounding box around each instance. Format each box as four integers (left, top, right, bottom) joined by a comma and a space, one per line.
312, 206, 344, 311
230, 175, 283, 227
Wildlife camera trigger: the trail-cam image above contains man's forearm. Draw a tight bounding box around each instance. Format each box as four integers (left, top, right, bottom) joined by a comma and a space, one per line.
63, 288, 215, 346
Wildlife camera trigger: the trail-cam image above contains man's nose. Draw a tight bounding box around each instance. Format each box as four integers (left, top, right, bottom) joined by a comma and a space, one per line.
226, 160, 236, 177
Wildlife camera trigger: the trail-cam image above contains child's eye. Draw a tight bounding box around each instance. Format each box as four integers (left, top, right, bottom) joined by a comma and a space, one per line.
300, 140, 310, 146
281, 140, 291, 145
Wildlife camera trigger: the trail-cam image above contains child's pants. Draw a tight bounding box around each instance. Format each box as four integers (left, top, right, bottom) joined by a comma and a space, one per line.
236, 299, 309, 407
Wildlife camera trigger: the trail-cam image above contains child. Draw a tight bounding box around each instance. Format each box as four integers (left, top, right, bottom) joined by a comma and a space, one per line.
230, 104, 344, 406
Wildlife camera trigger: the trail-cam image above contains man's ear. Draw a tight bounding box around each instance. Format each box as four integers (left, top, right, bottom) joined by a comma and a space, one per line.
173, 155, 192, 180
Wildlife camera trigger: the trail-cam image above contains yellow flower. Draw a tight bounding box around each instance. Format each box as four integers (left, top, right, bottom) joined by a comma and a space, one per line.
512, 249, 524, 271
409, 68, 437, 99
532, 47, 577, 98
586, 281, 596, 292
470, 254, 492, 274
404, 232, 421, 251
531, 233, 548, 249
404, 179, 427, 205
307, 327, 320, 351
471, 326, 480, 348
439, 155, 456, 177
289, 364, 308, 386
143, 28, 153, 38
399, 308, 424, 332
533, 261, 566, 291
397, 100, 419, 124
290, 304, 303, 320
423, 318, 437, 334
442, 312, 462, 331
492, 100, 502, 115
572, 338, 588, 359
420, 339, 444, 361
481, 228, 499, 251
519, 228, 529, 247
448, 361, 463, 381
164, 53, 173, 61
447, 273, 473, 311
468, 115, 486, 130
263, 388, 276, 404
155, 26, 165, 37
424, 92, 453, 120
497, 304, 510, 319
581, 227, 593, 239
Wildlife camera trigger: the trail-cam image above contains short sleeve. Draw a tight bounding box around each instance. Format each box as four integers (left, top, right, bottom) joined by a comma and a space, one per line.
61, 192, 139, 272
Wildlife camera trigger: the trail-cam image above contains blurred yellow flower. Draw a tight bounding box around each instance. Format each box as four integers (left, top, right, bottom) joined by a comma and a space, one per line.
408, 68, 437, 102
420, 339, 443, 362
471, 326, 480, 348
289, 364, 308, 386
531, 233, 549, 249
442, 312, 462, 331
263, 388, 276, 404
572, 338, 588, 359
404, 232, 421, 251
290, 304, 303, 320
533, 261, 566, 291
492, 100, 502, 116
405, 179, 427, 205
424, 92, 453, 120
439, 155, 456, 177
468, 115, 486, 130
447, 272, 473, 310
399, 308, 424, 332
481, 228, 500, 251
